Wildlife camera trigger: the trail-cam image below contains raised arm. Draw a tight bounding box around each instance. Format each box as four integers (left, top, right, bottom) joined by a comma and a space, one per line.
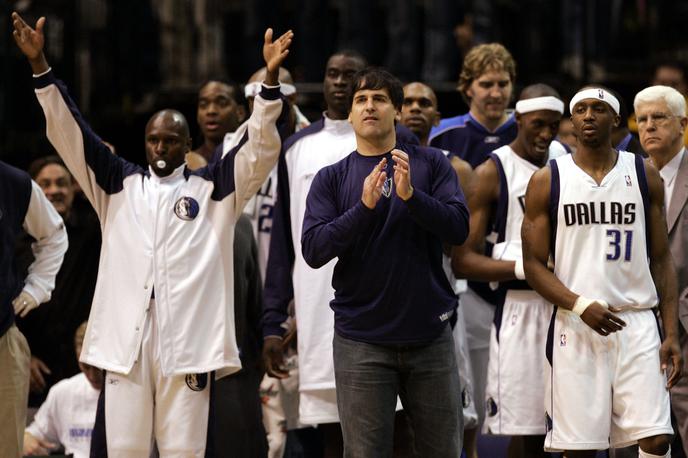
13, 12, 141, 218
643, 160, 682, 387
211, 29, 293, 217
13, 181, 67, 318
522, 167, 626, 336
451, 158, 518, 281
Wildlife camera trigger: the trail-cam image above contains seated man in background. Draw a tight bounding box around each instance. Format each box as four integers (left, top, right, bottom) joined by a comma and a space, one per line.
23, 321, 102, 458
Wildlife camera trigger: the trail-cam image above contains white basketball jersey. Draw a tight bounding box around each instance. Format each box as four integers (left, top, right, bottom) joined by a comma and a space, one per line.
490, 145, 539, 252
550, 151, 658, 309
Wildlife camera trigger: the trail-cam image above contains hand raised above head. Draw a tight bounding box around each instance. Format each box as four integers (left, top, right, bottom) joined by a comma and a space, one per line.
11, 12, 45, 60
263, 28, 294, 83
12, 12, 49, 74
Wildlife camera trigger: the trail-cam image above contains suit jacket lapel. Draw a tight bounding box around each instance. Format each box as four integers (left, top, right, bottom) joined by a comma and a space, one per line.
668, 151, 688, 233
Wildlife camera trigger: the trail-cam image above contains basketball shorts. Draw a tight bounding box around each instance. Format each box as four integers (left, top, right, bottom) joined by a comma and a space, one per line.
483, 290, 552, 435
544, 307, 672, 451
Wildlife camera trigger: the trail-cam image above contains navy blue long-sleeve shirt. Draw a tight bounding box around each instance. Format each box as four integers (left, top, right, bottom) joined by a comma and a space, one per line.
301, 142, 470, 344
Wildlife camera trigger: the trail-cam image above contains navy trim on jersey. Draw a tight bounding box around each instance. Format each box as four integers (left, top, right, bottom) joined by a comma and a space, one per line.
634, 154, 651, 258
205, 130, 249, 201
90, 372, 107, 457
490, 153, 509, 243
428, 114, 469, 141
549, 160, 561, 263
34, 71, 144, 195
545, 306, 557, 366
282, 117, 325, 153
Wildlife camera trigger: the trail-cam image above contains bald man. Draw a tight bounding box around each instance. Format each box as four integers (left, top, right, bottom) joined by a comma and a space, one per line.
14, 12, 293, 456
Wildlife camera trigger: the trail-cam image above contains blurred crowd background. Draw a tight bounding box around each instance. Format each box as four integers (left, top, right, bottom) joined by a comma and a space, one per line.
1, 0, 687, 169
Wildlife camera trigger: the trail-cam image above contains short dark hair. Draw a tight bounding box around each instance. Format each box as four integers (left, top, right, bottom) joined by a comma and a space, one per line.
348, 68, 404, 111
28, 155, 73, 181
197, 78, 245, 107
331, 49, 368, 68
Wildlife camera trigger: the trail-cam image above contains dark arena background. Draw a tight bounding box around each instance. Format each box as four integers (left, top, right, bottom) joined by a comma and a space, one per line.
1, 0, 686, 169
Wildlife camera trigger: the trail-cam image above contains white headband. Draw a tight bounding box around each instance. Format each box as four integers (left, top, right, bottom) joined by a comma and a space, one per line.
244, 82, 296, 98
515, 96, 564, 114
569, 88, 620, 115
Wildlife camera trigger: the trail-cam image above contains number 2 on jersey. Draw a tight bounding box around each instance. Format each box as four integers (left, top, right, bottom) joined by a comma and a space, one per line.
606, 229, 633, 261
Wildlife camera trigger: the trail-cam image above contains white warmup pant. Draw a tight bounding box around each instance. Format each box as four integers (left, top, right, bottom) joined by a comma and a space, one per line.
101, 300, 212, 457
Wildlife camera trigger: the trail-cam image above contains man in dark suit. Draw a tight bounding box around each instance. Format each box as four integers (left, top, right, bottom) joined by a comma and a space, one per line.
635, 84, 688, 453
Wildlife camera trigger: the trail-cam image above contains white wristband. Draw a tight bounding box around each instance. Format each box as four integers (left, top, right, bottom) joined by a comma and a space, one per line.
514, 259, 526, 280
572, 296, 608, 316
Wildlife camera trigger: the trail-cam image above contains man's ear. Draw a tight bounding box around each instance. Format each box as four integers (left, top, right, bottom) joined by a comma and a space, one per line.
433, 111, 441, 127
237, 105, 247, 123
613, 114, 620, 128
515, 111, 523, 129
395, 109, 401, 122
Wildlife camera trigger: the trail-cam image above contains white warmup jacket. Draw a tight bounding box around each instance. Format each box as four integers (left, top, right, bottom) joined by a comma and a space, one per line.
34, 69, 284, 376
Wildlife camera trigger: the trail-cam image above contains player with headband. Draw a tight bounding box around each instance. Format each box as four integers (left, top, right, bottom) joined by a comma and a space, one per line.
522, 84, 680, 457
452, 84, 564, 456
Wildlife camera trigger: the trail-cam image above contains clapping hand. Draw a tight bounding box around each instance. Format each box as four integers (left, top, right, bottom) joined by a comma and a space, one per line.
362, 158, 388, 209
392, 149, 413, 201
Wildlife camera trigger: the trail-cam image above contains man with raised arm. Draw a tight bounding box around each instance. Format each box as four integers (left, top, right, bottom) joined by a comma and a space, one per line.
522, 85, 680, 458
13, 12, 292, 457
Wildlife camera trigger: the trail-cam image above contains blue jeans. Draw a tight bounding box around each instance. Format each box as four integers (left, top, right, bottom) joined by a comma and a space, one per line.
333, 324, 462, 457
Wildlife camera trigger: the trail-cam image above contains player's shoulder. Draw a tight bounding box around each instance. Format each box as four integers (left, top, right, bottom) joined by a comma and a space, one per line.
429, 114, 471, 141
489, 144, 513, 161
0, 160, 31, 186
406, 142, 444, 159
283, 117, 326, 153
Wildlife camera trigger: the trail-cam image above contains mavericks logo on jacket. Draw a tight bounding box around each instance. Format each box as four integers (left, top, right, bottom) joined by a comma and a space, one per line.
174, 197, 200, 221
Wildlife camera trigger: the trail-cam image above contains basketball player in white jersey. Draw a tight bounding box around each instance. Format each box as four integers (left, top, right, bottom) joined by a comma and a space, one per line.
452, 84, 563, 457
522, 85, 681, 458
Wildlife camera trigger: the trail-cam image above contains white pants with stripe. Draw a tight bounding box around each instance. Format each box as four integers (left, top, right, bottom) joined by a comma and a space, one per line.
102, 300, 212, 457
483, 290, 551, 436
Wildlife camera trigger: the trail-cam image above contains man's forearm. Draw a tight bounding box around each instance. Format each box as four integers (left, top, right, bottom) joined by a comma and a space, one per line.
28, 52, 49, 75
301, 200, 375, 269
653, 256, 680, 340
523, 258, 578, 310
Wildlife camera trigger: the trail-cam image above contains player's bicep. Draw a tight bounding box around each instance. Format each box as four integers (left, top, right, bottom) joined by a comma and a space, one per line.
451, 156, 475, 200
465, 161, 498, 252
522, 168, 551, 266
644, 160, 671, 259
